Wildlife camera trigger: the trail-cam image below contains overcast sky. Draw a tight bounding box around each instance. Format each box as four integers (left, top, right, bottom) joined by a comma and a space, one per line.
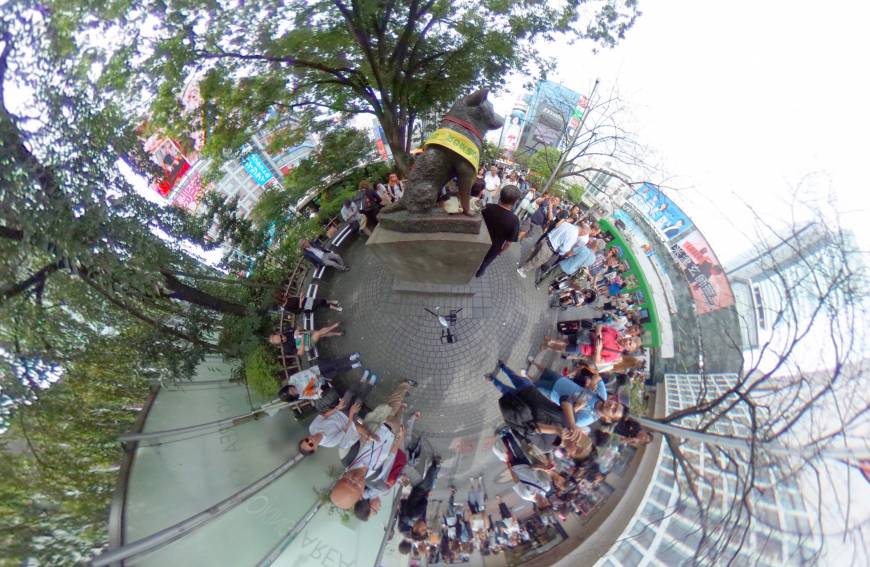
490, 0, 870, 264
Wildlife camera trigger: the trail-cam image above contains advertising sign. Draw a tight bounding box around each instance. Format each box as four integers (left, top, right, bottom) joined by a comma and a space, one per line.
502, 101, 528, 153
171, 171, 207, 211
627, 182, 694, 241
370, 120, 391, 161
670, 229, 735, 314
242, 151, 274, 186
144, 136, 191, 197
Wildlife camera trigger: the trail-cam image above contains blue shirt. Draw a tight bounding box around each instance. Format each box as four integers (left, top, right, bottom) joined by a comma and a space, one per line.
536, 377, 608, 428
559, 244, 596, 275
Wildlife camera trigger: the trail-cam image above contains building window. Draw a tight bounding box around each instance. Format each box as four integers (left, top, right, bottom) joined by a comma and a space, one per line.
752, 284, 767, 329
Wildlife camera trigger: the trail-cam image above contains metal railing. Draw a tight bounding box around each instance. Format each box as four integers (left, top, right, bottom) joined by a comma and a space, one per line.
91, 454, 306, 566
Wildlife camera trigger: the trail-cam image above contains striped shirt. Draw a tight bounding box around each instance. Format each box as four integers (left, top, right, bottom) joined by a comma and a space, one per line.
347, 424, 395, 478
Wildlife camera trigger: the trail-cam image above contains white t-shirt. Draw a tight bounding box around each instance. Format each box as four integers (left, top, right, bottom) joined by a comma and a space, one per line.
309, 411, 359, 449
348, 424, 395, 479
288, 368, 324, 400
484, 173, 501, 193
511, 464, 552, 501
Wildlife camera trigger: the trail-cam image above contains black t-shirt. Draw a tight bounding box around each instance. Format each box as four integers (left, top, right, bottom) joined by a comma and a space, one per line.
481, 204, 520, 250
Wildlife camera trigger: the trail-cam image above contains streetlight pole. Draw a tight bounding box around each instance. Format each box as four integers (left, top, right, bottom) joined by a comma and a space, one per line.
542, 78, 600, 194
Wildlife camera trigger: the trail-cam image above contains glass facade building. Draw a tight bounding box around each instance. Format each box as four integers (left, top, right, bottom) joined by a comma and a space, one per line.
596, 373, 820, 567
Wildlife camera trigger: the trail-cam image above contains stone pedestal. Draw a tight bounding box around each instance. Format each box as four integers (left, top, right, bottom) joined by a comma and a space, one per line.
367, 223, 492, 285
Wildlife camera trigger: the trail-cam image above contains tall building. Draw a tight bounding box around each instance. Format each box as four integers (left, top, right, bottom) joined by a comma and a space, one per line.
724, 223, 856, 353
597, 373, 820, 567
517, 80, 585, 155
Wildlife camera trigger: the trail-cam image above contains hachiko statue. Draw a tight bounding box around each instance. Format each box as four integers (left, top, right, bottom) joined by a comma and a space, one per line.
379, 90, 504, 233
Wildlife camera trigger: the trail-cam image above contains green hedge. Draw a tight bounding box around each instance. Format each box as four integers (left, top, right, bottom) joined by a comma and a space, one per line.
598, 218, 661, 348
244, 344, 281, 398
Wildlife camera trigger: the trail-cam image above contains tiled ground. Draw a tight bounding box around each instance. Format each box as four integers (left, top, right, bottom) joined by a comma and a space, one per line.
309, 224, 745, 561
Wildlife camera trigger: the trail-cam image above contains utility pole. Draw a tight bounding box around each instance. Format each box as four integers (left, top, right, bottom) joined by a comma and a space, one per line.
542, 78, 600, 194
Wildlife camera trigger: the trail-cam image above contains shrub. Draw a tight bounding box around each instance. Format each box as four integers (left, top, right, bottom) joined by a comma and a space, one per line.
244, 344, 281, 398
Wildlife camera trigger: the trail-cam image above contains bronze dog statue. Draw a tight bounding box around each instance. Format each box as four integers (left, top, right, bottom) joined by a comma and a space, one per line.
380, 90, 504, 233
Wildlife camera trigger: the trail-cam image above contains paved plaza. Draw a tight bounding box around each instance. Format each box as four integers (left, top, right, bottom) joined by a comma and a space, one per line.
312, 227, 744, 563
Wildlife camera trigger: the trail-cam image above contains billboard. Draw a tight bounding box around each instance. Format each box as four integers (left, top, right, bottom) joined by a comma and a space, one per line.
501, 100, 528, 153
519, 81, 582, 154
171, 170, 206, 211
627, 182, 694, 241
242, 151, 274, 186
143, 136, 192, 197
670, 229, 735, 314
370, 120, 391, 161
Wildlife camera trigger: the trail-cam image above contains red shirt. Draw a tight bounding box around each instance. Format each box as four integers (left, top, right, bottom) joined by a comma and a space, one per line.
580, 326, 623, 363
385, 450, 408, 487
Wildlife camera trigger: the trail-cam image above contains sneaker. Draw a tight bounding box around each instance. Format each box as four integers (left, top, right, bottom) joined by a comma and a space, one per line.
361, 369, 371, 382
368, 373, 378, 385
526, 355, 535, 364
516, 267, 527, 278
404, 378, 419, 387
496, 359, 505, 369
349, 352, 361, 361
519, 369, 528, 377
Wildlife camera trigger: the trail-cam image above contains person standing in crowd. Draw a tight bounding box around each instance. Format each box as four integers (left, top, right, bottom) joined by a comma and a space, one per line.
517, 217, 580, 285
483, 165, 501, 205
476, 185, 521, 278
515, 186, 537, 220
300, 239, 350, 272
329, 379, 416, 510
397, 454, 442, 543
297, 371, 379, 455
523, 191, 554, 242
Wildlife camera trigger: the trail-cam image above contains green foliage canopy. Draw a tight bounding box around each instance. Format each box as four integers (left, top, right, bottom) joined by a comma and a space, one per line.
49, 0, 640, 174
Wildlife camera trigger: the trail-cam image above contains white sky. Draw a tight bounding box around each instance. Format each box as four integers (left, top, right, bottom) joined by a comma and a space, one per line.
489, 0, 870, 263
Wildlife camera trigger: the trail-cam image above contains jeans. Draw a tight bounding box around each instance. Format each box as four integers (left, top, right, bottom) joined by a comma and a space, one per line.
317, 355, 356, 380
339, 379, 374, 416
489, 362, 534, 395
417, 459, 440, 492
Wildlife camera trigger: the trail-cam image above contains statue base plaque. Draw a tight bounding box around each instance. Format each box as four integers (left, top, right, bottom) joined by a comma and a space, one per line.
377, 209, 482, 234
367, 223, 491, 285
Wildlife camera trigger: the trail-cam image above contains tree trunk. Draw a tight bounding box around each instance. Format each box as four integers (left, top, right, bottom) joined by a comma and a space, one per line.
0, 260, 64, 303
160, 271, 250, 316
378, 111, 411, 176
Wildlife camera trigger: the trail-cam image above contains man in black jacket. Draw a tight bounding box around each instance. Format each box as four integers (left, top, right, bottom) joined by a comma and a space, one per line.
397, 455, 442, 542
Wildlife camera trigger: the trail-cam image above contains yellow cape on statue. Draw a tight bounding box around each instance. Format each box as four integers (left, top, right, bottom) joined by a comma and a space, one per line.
425, 128, 480, 172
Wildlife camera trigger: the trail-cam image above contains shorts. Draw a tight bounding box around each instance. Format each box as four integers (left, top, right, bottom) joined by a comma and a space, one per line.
520, 218, 532, 233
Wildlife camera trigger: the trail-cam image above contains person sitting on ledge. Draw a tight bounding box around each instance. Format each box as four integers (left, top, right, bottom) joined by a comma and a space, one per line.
300, 238, 350, 272
340, 199, 370, 236
278, 353, 361, 402
542, 324, 642, 367
277, 289, 343, 313
269, 322, 344, 356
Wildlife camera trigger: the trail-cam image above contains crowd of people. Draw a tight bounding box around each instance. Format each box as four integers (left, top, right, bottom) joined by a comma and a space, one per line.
269, 163, 654, 564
